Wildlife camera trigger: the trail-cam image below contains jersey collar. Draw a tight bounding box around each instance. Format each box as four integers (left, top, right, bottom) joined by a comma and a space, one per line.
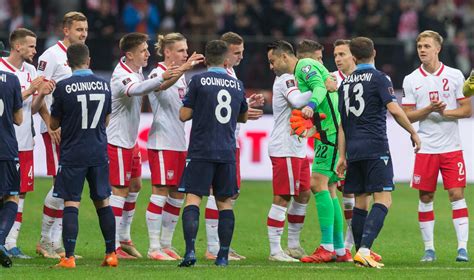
57, 41, 67, 53
208, 67, 227, 74
419, 63, 444, 77
356, 63, 375, 70
72, 69, 93, 76
0, 57, 22, 72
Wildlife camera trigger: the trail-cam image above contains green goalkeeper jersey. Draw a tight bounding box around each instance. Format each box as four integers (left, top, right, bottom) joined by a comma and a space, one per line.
294, 58, 340, 136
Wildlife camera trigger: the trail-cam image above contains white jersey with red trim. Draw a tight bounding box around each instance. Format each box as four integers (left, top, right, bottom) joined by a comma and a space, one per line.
147, 63, 187, 151
0, 58, 37, 151
226, 67, 242, 148
268, 73, 306, 158
333, 70, 347, 88
107, 57, 145, 149
402, 63, 466, 153
37, 41, 72, 133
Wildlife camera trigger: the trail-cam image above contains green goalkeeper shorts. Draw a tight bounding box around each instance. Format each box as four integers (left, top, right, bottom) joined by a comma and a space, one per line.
312, 133, 341, 184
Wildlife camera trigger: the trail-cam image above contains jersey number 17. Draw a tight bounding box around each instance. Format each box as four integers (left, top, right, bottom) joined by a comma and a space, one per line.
77, 94, 105, 129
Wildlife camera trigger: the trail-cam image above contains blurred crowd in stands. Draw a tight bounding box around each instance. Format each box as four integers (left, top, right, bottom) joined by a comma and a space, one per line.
1, 0, 473, 91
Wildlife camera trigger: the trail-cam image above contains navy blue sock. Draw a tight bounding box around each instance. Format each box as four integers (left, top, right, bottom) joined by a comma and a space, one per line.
0, 201, 18, 245
63, 206, 79, 258
182, 205, 200, 256
360, 203, 388, 250
217, 209, 235, 260
97, 206, 116, 254
351, 207, 368, 251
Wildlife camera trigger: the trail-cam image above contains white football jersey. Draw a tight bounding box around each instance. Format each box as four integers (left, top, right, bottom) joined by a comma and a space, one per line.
402, 63, 466, 153
107, 57, 145, 149
0, 58, 37, 151
268, 73, 306, 158
147, 63, 187, 151
37, 41, 72, 133
226, 67, 241, 148
333, 70, 347, 88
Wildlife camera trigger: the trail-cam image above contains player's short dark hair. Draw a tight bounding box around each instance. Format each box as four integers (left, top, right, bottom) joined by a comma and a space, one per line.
296, 39, 324, 55
205, 40, 228, 66
9, 28, 36, 46
63, 11, 87, 28
349, 37, 374, 62
333, 39, 351, 47
67, 43, 89, 69
267, 40, 295, 56
220, 32, 243, 45
119, 32, 149, 53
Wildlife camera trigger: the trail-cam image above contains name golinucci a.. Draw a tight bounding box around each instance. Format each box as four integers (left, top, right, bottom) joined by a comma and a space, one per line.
65, 81, 109, 94
200, 77, 241, 90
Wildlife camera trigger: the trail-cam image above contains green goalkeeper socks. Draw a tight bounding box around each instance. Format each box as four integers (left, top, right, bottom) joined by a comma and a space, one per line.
332, 197, 345, 252
315, 190, 334, 246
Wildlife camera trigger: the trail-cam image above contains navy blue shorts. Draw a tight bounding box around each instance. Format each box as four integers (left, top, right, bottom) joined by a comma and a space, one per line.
0, 159, 20, 196
53, 164, 111, 202
343, 156, 395, 195
178, 160, 239, 198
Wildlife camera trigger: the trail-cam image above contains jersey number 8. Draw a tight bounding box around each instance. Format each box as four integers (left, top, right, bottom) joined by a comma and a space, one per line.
77, 94, 105, 129
343, 83, 365, 117
215, 89, 232, 124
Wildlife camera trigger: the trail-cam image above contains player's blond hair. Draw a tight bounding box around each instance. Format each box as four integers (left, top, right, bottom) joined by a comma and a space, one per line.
416, 30, 443, 47
154, 33, 186, 57
9, 28, 36, 46
63, 11, 87, 28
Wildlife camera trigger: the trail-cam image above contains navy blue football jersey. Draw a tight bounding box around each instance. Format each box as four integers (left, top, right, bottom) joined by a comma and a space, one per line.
0, 70, 22, 160
183, 68, 248, 162
51, 70, 111, 166
338, 64, 397, 162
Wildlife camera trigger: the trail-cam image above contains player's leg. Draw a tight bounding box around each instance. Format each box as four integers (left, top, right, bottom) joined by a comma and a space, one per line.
118, 145, 142, 258
286, 158, 310, 259
338, 179, 355, 255
88, 164, 118, 267
205, 191, 220, 259
329, 181, 348, 262
0, 195, 19, 268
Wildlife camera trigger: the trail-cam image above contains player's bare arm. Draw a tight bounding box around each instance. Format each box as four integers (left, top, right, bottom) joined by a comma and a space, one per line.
402, 100, 446, 123
439, 98, 472, 119
49, 115, 60, 131
387, 102, 421, 153
31, 79, 55, 114
179, 107, 193, 122
105, 114, 110, 127
237, 111, 248, 123
38, 103, 61, 144
13, 108, 23, 126
22, 76, 43, 101
248, 93, 264, 107
247, 107, 263, 120
336, 124, 347, 178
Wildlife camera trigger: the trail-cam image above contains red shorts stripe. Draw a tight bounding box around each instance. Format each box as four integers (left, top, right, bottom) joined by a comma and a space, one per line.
205, 208, 219, 220
163, 202, 181, 216
123, 202, 136, 211
287, 214, 305, 224
43, 206, 63, 218
147, 202, 163, 214
19, 150, 34, 193
42, 133, 59, 176
267, 217, 285, 228
108, 144, 142, 187
111, 206, 123, 217
418, 211, 435, 222
344, 209, 353, 220
15, 212, 23, 223
148, 150, 186, 186
453, 208, 469, 219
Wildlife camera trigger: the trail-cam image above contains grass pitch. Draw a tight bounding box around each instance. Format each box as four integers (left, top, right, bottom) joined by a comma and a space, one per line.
1, 179, 473, 279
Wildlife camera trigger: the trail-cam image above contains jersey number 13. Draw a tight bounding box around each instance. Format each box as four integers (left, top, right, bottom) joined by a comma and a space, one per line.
343, 83, 365, 117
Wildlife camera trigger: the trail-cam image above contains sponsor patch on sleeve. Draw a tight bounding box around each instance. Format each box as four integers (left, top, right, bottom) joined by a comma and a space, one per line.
285, 79, 295, 88
301, 65, 311, 74
122, 77, 132, 86
305, 71, 317, 80
38, 60, 47, 71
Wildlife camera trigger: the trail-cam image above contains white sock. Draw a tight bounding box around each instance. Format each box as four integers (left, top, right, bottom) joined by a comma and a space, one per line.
119, 192, 139, 242
110, 195, 126, 249
452, 199, 469, 250
358, 247, 370, 257
343, 196, 355, 250
418, 200, 435, 251
287, 200, 307, 249
42, 186, 64, 249
205, 195, 219, 255
267, 204, 287, 256
5, 197, 24, 250
146, 194, 166, 251
160, 196, 183, 248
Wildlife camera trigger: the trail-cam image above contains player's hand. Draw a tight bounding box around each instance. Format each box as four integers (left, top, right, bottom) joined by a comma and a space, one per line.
462, 70, 474, 97
162, 64, 181, 80
248, 93, 265, 108
336, 157, 347, 178
181, 52, 205, 71
429, 101, 446, 113
247, 107, 263, 120
325, 75, 338, 92
301, 106, 314, 119
26, 76, 44, 96
48, 127, 61, 145
411, 132, 421, 153
38, 79, 56, 96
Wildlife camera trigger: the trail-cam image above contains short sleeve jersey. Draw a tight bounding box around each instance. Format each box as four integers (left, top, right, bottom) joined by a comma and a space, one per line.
268, 73, 306, 158
37, 41, 72, 133
183, 69, 248, 162
0, 71, 22, 160
147, 63, 187, 151
107, 57, 145, 149
295, 58, 340, 136
338, 64, 397, 162
333, 70, 347, 88
226, 67, 242, 148
50, 70, 111, 166
402, 64, 465, 153
0, 58, 37, 150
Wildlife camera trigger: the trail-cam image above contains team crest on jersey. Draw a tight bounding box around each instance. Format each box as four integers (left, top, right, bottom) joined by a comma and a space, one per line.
167, 170, 174, 180
301, 65, 311, 74
178, 88, 185, 99
38, 60, 47, 71
122, 77, 132, 86
285, 79, 295, 88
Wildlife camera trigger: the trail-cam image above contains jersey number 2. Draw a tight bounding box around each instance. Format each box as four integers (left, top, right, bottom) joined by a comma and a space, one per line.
343, 83, 365, 117
77, 94, 105, 129
215, 89, 232, 124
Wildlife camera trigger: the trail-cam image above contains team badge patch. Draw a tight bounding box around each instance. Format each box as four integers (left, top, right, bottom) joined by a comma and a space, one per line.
285, 79, 295, 88
38, 60, 47, 71
413, 174, 421, 185
167, 170, 174, 180
178, 88, 185, 99
122, 77, 132, 86
301, 65, 311, 74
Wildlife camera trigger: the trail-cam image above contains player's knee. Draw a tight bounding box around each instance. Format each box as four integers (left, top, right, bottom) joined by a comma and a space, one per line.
3, 195, 19, 204
152, 185, 169, 195
129, 178, 142, 193
112, 186, 129, 197
295, 190, 311, 204
64, 201, 80, 208
448, 188, 464, 202
419, 191, 434, 203
93, 199, 109, 209
169, 189, 184, 199
272, 195, 291, 207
